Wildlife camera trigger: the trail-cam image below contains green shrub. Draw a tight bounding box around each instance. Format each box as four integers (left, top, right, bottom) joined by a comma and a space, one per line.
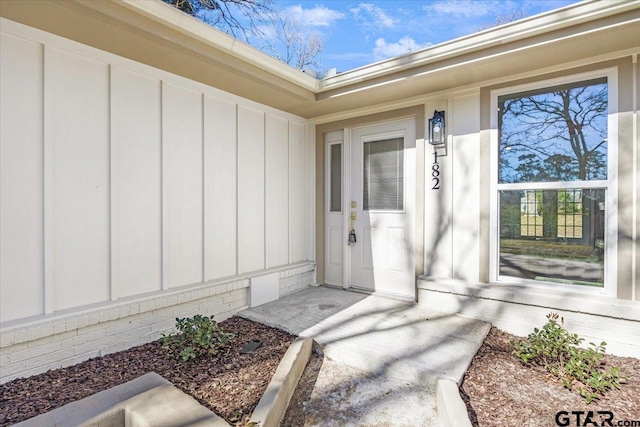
511, 312, 624, 403
162, 314, 235, 361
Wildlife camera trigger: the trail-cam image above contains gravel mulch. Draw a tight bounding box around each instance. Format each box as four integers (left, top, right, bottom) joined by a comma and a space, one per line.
460, 327, 640, 427
0, 317, 295, 427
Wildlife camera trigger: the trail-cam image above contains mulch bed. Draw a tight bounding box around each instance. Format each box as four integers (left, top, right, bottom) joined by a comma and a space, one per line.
460, 327, 640, 427
0, 317, 295, 427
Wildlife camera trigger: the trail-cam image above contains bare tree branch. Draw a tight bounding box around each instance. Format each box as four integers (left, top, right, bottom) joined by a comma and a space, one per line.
260, 16, 323, 70
164, 0, 273, 41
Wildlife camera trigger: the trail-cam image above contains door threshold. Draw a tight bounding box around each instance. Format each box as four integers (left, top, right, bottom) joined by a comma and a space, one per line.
346, 286, 417, 303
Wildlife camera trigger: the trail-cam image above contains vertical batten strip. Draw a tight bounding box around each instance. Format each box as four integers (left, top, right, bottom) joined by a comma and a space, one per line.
307, 122, 316, 263
287, 122, 291, 266
264, 113, 268, 269
632, 53, 638, 302
202, 93, 206, 283
161, 81, 168, 290
288, 122, 292, 265
235, 104, 239, 276
43, 44, 54, 314
108, 64, 116, 301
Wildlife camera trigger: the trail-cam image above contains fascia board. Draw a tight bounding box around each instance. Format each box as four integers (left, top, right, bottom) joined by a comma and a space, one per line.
317, 0, 640, 93
114, 0, 319, 91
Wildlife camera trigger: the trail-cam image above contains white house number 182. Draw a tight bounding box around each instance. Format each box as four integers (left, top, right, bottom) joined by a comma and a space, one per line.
432, 151, 441, 190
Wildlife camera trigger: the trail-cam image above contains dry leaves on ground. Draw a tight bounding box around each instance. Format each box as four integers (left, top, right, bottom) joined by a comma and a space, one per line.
460, 327, 640, 427
0, 317, 294, 427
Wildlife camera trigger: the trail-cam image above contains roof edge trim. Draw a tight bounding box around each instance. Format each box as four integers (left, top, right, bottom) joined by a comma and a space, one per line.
317, 0, 640, 92
115, 0, 319, 91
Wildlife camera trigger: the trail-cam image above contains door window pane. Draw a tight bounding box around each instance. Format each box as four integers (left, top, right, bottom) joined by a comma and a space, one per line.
499, 188, 605, 287
330, 143, 342, 212
363, 137, 404, 211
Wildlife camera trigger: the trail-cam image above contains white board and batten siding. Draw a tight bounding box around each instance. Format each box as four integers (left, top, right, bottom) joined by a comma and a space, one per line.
423, 95, 480, 282
0, 18, 314, 324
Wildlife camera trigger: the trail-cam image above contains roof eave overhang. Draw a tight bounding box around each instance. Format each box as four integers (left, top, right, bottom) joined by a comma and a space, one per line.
317, 0, 640, 93
115, 0, 319, 91
1, 0, 639, 120
0, 0, 318, 112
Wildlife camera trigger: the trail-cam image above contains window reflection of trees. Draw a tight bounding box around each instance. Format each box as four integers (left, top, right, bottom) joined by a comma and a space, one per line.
498, 79, 608, 183
496, 78, 608, 286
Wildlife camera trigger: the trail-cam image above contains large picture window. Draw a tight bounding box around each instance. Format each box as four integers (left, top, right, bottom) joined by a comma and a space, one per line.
492, 73, 615, 289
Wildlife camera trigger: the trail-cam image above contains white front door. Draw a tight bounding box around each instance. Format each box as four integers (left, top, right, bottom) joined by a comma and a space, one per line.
348, 119, 416, 300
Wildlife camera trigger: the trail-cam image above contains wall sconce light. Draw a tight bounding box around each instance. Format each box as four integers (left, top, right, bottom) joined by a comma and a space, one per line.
428, 110, 446, 145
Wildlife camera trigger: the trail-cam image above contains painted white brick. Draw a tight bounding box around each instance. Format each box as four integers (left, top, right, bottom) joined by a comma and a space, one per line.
13, 330, 28, 345
112, 326, 153, 343
3, 364, 47, 384
25, 348, 75, 370
0, 331, 15, 347
53, 320, 67, 335
74, 327, 107, 345
170, 306, 194, 320
106, 318, 143, 336
1, 360, 26, 378
154, 298, 166, 310
2, 341, 28, 355
73, 336, 116, 357
1, 352, 11, 366
65, 316, 79, 331
88, 311, 101, 326
27, 323, 54, 341
222, 292, 242, 303
138, 300, 151, 313
22, 340, 65, 360
61, 350, 101, 368
101, 337, 150, 356
76, 314, 89, 329
61, 335, 75, 349
117, 305, 128, 318
129, 303, 140, 315
150, 319, 175, 334
0, 263, 314, 383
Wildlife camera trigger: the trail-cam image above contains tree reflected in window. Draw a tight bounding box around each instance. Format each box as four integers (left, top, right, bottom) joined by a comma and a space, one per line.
499, 79, 607, 183
496, 78, 609, 287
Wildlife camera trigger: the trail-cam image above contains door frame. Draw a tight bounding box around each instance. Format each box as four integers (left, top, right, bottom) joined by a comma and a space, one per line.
324, 117, 418, 300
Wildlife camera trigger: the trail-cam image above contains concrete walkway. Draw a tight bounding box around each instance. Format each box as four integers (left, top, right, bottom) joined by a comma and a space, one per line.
239, 286, 490, 427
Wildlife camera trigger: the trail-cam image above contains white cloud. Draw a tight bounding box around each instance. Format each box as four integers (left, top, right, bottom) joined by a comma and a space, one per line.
324, 52, 372, 61
425, 1, 499, 18
373, 36, 430, 61
283, 5, 344, 27
350, 3, 398, 28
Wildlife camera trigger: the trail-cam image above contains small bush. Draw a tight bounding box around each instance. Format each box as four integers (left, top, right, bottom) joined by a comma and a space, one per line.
511, 312, 624, 403
162, 314, 235, 361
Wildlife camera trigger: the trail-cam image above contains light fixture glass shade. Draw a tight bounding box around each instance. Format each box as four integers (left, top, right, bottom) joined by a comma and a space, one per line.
428, 110, 446, 145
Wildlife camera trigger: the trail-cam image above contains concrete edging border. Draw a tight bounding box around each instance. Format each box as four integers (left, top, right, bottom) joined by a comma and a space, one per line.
249, 337, 313, 427
436, 377, 473, 427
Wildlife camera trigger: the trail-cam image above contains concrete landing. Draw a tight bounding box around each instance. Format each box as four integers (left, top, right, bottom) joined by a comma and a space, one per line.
239, 286, 490, 427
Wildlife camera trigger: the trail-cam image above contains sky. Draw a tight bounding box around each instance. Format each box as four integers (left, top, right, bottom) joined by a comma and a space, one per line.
267, 0, 580, 73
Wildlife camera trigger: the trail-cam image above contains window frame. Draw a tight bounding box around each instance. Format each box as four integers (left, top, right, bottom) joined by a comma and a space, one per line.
360, 130, 407, 214
327, 141, 343, 213
489, 68, 618, 296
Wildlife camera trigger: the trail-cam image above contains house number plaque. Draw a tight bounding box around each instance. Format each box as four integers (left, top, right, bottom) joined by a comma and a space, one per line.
431, 150, 441, 190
